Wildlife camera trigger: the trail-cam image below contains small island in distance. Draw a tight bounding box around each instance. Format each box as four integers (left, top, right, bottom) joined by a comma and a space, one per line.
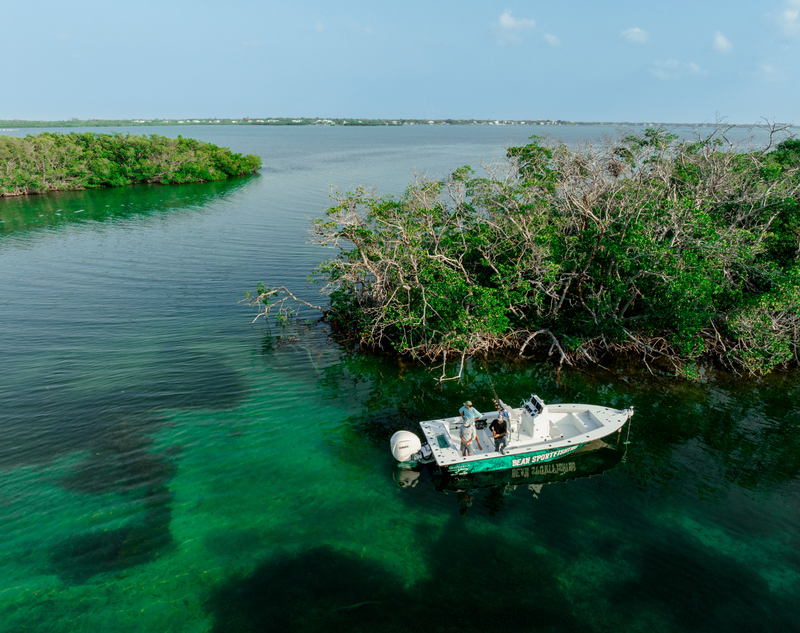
0, 132, 261, 197
1, 116, 787, 130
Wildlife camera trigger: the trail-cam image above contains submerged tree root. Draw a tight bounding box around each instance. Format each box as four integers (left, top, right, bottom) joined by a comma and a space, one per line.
246, 285, 791, 379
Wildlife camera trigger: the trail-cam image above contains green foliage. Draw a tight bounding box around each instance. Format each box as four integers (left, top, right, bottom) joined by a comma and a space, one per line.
0, 132, 261, 196
271, 128, 800, 375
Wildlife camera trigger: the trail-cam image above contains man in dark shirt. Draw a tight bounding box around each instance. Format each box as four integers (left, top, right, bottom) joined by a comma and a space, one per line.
490, 415, 508, 454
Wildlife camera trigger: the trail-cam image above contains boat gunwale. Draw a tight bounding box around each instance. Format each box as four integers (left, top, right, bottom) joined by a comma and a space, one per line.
420, 403, 630, 469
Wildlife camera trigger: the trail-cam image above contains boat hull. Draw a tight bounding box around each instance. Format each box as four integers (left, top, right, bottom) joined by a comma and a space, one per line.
432, 442, 622, 491
444, 442, 585, 475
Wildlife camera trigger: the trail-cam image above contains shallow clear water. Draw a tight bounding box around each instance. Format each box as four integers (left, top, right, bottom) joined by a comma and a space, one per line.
1, 125, 799, 633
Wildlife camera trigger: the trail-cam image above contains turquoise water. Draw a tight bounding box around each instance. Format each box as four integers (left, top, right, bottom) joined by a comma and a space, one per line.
1, 126, 799, 632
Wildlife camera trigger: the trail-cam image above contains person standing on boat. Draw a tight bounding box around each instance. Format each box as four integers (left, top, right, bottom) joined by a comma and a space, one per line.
490, 415, 508, 454
459, 401, 483, 456
459, 401, 482, 424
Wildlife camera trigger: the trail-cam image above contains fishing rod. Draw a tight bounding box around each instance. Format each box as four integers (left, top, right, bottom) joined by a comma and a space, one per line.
481, 360, 518, 442
481, 360, 501, 407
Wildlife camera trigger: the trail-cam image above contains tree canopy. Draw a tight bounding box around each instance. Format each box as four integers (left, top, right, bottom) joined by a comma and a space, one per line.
0, 132, 261, 196
253, 126, 800, 377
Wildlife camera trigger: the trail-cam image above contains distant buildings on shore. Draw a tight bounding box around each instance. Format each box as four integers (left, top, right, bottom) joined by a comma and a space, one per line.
1, 118, 787, 129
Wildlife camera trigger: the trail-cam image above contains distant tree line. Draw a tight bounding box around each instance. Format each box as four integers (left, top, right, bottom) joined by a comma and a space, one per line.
252, 125, 800, 377
0, 132, 261, 196
2, 117, 718, 128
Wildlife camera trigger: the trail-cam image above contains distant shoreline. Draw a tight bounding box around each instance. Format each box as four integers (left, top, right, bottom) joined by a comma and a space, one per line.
2, 117, 791, 130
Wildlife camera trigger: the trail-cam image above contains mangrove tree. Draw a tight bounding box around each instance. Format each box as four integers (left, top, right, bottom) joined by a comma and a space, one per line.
0, 132, 261, 196
252, 125, 800, 377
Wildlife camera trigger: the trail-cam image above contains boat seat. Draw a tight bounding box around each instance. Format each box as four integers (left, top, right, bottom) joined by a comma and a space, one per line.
567, 412, 592, 433
548, 421, 563, 439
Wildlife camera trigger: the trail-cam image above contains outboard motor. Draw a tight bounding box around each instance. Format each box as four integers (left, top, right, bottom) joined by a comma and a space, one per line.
390, 431, 434, 468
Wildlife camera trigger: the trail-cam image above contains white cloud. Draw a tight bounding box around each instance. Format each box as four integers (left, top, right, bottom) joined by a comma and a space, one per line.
687, 61, 704, 75
621, 27, 650, 43
315, 22, 324, 32
759, 63, 786, 82
770, 0, 800, 34
713, 31, 733, 53
494, 10, 536, 45
543, 33, 561, 47
650, 68, 673, 80
650, 58, 679, 79
498, 10, 535, 30
782, 8, 800, 32
650, 59, 707, 80
346, 21, 373, 35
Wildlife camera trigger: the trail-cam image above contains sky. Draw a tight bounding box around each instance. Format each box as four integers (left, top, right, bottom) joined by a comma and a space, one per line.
2, 0, 799, 123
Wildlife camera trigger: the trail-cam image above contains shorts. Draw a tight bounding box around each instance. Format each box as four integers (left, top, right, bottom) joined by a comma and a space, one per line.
461, 442, 473, 455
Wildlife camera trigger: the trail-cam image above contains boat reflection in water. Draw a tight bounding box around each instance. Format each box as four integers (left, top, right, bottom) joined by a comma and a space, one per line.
393, 440, 625, 516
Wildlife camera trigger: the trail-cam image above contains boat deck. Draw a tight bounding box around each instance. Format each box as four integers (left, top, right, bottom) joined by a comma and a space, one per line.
420, 404, 627, 469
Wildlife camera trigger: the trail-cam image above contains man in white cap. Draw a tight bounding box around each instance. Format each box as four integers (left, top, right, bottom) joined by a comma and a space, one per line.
459, 401, 481, 424
459, 401, 483, 456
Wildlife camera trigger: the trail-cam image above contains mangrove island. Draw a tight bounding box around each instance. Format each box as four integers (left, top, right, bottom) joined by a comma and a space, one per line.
253, 125, 800, 378
0, 132, 261, 196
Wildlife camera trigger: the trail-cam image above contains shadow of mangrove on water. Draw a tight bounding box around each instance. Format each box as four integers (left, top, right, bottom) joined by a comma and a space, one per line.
46, 418, 183, 584
607, 526, 797, 633
203, 520, 578, 633
0, 174, 257, 236
201, 501, 797, 633
0, 346, 246, 470
57, 421, 180, 497
48, 485, 175, 584
1, 346, 246, 584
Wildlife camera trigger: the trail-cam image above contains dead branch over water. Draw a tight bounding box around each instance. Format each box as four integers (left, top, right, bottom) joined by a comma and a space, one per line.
250, 124, 800, 377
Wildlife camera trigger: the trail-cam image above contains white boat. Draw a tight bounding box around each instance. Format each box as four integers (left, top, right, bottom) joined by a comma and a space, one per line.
390, 394, 633, 475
